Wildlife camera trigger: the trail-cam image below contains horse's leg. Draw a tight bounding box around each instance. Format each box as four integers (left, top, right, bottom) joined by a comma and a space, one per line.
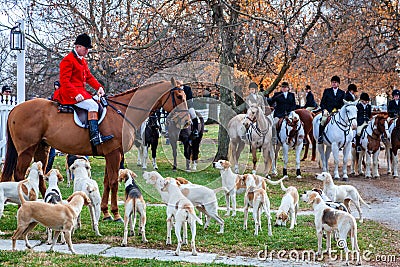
317, 144, 326, 172
358, 150, 365, 176
301, 134, 310, 161
282, 143, 289, 178
331, 143, 340, 179
142, 145, 148, 169
372, 151, 380, 178
386, 143, 392, 174
271, 144, 279, 176
33, 141, 50, 197
171, 139, 178, 170
152, 142, 158, 170
325, 145, 332, 173
342, 143, 351, 180
15, 145, 38, 182
295, 142, 303, 178
251, 145, 258, 174
192, 139, 200, 171
392, 151, 399, 178
104, 149, 122, 222
310, 134, 317, 161
184, 142, 191, 171
365, 152, 372, 178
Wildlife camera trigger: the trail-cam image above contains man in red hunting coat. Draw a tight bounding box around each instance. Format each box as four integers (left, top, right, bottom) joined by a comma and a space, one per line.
53, 33, 113, 146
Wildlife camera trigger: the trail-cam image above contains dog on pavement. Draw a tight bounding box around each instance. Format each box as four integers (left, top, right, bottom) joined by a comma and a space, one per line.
118, 169, 148, 246
12, 189, 91, 254
301, 190, 361, 266
44, 169, 65, 244
70, 159, 101, 236
316, 172, 370, 223
161, 177, 203, 256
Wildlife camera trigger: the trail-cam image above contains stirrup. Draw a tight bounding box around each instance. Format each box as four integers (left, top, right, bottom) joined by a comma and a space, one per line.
91, 133, 114, 146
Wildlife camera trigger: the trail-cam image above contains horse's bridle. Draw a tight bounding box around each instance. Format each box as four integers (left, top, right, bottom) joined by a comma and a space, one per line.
106, 87, 189, 131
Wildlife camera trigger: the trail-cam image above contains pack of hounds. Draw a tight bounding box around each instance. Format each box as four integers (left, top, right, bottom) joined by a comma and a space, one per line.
1, 158, 370, 265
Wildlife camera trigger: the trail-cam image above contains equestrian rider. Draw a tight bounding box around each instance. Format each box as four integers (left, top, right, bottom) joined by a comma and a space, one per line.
355, 92, 372, 152
268, 81, 297, 144
53, 33, 113, 146
317, 75, 346, 144
303, 85, 318, 111
245, 82, 270, 115
344, 83, 358, 102
388, 89, 400, 118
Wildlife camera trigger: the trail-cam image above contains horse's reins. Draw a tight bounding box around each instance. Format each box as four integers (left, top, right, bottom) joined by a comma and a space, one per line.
106, 87, 188, 132
323, 105, 355, 148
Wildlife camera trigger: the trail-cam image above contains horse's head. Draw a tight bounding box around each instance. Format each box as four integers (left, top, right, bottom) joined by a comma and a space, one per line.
246, 104, 260, 123
374, 113, 389, 138
342, 100, 358, 130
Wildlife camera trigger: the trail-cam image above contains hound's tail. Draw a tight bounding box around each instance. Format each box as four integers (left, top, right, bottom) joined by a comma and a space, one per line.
264, 176, 286, 186
1, 122, 17, 182
359, 194, 371, 209
280, 180, 288, 192
214, 186, 229, 194
17, 181, 26, 205
185, 205, 203, 225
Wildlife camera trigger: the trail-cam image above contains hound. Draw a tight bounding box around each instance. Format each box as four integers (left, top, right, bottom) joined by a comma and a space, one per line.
70, 159, 102, 236
316, 172, 370, 223
0, 161, 43, 234
65, 155, 89, 188
301, 191, 361, 266
311, 188, 348, 213
243, 184, 272, 236
12, 189, 91, 254
118, 169, 147, 246
44, 169, 65, 245
274, 180, 299, 229
161, 177, 203, 256
143, 171, 226, 233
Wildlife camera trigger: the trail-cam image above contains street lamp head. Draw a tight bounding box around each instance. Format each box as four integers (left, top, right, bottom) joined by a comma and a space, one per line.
10, 23, 25, 50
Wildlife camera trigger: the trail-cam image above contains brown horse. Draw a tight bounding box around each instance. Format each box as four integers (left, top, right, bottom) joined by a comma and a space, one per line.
1, 79, 190, 221
294, 109, 316, 161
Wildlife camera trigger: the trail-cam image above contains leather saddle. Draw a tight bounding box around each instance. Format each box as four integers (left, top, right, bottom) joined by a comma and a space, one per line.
57, 101, 107, 128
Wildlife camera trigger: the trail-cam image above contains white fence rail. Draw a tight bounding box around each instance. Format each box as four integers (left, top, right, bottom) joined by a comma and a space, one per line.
0, 96, 17, 161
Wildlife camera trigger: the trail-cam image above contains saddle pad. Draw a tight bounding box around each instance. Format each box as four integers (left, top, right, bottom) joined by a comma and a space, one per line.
58, 103, 106, 128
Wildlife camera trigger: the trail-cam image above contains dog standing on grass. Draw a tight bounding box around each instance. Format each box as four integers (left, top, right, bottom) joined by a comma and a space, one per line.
118, 169, 148, 246
70, 159, 102, 236
161, 177, 203, 256
44, 169, 65, 244
12, 187, 91, 254
0, 161, 43, 234
301, 190, 361, 266
274, 180, 299, 229
65, 155, 88, 188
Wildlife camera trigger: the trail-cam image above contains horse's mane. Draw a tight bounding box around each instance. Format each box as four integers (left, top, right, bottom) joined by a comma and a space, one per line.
109, 80, 167, 98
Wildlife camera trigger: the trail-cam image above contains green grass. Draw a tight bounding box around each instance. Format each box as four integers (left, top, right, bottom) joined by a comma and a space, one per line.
0, 124, 399, 266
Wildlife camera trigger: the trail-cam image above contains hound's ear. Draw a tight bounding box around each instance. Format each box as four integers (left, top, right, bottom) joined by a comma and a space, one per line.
56, 170, 64, 182
175, 180, 181, 186
84, 194, 92, 206
129, 170, 138, 178
118, 169, 124, 177
308, 192, 318, 204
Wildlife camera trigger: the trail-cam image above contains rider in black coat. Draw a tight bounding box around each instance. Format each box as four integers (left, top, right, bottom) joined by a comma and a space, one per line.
303, 85, 318, 110
318, 75, 345, 144
344, 83, 357, 102
388, 89, 400, 118
355, 92, 372, 152
268, 82, 296, 119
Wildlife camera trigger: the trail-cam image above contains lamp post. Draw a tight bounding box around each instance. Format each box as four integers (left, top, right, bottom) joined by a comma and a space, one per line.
10, 20, 25, 104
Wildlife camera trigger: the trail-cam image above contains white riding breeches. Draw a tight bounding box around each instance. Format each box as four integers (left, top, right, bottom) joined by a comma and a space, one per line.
75, 98, 98, 112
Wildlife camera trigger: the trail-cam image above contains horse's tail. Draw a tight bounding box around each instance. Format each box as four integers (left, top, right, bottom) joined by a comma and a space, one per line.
1, 123, 17, 182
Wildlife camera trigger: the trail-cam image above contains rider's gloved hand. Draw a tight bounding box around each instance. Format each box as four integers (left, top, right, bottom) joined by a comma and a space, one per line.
75, 94, 84, 102
98, 87, 105, 96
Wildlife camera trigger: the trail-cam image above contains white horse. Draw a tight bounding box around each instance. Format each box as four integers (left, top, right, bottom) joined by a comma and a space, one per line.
227, 105, 274, 175
356, 114, 389, 178
312, 101, 358, 180
271, 111, 305, 178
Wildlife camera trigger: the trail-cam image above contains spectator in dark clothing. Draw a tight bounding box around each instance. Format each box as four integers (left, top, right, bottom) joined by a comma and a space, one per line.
303, 85, 318, 110
344, 83, 358, 102
388, 89, 400, 118
355, 92, 372, 152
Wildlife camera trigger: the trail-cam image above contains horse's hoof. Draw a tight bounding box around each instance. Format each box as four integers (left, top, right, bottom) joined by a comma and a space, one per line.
185, 169, 191, 172
142, 167, 147, 170
342, 178, 348, 182
102, 216, 114, 221
114, 218, 124, 223
296, 175, 302, 179
334, 177, 340, 180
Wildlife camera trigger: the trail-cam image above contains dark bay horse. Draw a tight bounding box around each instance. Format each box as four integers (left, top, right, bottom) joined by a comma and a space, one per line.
167, 111, 205, 171
295, 109, 316, 161
1, 80, 190, 221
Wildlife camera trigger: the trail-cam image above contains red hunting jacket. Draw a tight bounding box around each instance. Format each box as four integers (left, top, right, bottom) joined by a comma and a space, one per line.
53, 50, 101, 105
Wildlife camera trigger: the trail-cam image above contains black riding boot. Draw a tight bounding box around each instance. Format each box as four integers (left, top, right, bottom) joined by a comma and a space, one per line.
318, 125, 324, 144
88, 111, 114, 146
